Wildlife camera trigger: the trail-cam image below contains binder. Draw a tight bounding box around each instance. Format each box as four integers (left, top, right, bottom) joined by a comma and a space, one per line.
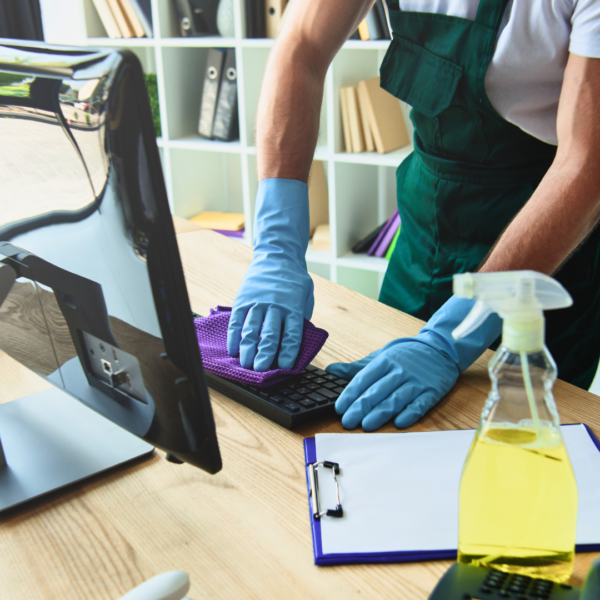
119, 0, 146, 37
245, 0, 265, 37
367, 208, 398, 256
373, 211, 400, 257
356, 82, 374, 152
339, 87, 353, 152
198, 48, 225, 138
308, 160, 329, 237
351, 221, 386, 254
357, 77, 409, 154
265, 0, 286, 38
130, 0, 153, 37
304, 424, 600, 566
374, 0, 391, 40
365, 8, 383, 40
91, 0, 121, 38
346, 87, 365, 153
106, 0, 134, 37
174, 0, 219, 37
212, 48, 239, 141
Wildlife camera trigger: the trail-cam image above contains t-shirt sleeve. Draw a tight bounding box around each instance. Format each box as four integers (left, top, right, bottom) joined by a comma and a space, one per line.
570, 0, 600, 57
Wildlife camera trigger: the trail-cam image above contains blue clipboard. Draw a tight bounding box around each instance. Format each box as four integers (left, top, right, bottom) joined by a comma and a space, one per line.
304, 424, 600, 567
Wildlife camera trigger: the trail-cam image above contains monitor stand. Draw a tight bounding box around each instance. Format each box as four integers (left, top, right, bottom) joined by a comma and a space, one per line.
0, 387, 154, 512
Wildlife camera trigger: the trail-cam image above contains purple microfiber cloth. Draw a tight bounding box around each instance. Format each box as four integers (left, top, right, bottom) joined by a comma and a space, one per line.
194, 306, 329, 387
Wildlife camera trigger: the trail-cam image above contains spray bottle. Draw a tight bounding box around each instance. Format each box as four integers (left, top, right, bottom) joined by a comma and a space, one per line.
452, 270, 578, 582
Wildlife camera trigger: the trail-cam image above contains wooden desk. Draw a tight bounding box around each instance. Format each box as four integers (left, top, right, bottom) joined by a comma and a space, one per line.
1, 229, 599, 599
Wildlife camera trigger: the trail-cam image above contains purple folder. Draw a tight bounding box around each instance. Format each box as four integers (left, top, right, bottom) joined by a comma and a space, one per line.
213, 228, 245, 238
374, 213, 400, 258
303, 424, 600, 566
367, 209, 398, 256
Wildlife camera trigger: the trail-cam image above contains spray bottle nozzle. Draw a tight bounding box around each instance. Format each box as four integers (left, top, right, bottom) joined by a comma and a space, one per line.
451, 271, 572, 351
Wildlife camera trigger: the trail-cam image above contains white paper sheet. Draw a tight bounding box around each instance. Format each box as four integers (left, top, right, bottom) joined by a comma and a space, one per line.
314, 424, 600, 555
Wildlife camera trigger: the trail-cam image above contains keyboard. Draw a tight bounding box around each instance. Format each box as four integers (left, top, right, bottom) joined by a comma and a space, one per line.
203, 365, 348, 429
193, 311, 348, 428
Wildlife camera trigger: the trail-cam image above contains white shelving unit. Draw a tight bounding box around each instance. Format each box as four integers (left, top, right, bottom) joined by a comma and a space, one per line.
78, 0, 414, 299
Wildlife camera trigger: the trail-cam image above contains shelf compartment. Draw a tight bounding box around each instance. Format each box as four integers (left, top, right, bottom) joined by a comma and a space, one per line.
336, 266, 382, 300
160, 46, 240, 143
169, 148, 244, 220
333, 162, 397, 260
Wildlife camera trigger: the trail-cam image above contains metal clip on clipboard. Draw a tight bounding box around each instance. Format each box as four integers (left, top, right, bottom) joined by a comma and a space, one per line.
308, 461, 343, 520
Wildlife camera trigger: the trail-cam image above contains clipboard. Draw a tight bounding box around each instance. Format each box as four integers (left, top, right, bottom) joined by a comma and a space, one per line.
304, 424, 600, 566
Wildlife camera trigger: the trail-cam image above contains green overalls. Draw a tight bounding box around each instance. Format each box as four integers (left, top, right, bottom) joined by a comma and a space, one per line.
378, 0, 600, 389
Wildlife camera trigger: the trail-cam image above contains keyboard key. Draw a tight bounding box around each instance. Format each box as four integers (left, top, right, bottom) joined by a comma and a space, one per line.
307, 392, 327, 404
302, 372, 316, 380
314, 369, 328, 376
248, 386, 259, 394
270, 395, 285, 404
323, 381, 338, 389
279, 388, 295, 396
335, 379, 348, 386
324, 374, 338, 381
259, 391, 270, 399
313, 377, 327, 384
333, 387, 346, 394
299, 377, 313, 384
288, 382, 301, 389
297, 388, 311, 395
306, 383, 321, 390
319, 389, 339, 400
306, 365, 318, 372
289, 393, 304, 401
299, 399, 316, 408
285, 403, 300, 413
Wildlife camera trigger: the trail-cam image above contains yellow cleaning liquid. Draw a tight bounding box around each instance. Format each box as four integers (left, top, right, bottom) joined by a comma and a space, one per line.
458, 424, 578, 582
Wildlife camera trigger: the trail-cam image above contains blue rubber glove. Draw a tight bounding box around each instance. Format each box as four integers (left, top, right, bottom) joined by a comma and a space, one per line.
327, 296, 502, 431
227, 178, 314, 371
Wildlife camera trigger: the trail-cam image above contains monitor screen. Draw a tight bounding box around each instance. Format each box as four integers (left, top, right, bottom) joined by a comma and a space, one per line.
0, 41, 221, 476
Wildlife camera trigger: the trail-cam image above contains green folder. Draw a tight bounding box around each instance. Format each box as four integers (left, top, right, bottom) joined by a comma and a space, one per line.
384, 226, 401, 260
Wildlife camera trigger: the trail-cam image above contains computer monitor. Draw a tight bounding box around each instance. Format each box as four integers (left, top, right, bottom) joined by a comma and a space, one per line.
0, 40, 222, 511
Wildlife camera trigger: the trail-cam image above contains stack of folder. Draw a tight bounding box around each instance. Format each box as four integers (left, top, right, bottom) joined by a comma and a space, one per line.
189, 211, 245, 238
198, 48, 239, 142
340, 77, 409, 154
352, 209, 401, 260
351, 0, 390, 41
91, 0, 153, 38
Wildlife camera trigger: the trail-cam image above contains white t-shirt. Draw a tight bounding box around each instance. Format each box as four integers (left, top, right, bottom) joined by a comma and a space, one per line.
398, 0, 600, 145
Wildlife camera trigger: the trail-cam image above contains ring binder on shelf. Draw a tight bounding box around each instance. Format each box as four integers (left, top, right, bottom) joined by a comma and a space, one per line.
198, 48, 225, 138
308, 460, 343, 521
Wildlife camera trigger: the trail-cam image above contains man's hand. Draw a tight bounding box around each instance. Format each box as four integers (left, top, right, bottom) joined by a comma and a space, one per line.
227, 179, 314, 371
328, 296, 502, 431
230, 0, 375, 370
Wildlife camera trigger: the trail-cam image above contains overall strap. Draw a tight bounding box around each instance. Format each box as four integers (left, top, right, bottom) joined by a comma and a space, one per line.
475, 0, 511, 30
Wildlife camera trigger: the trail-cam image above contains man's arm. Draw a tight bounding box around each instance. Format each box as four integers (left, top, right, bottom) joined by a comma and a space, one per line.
256, 0, 376, 183
480, 53, 600, 275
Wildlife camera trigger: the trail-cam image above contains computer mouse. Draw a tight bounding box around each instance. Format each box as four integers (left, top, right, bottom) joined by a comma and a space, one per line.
118, 570, 190, 600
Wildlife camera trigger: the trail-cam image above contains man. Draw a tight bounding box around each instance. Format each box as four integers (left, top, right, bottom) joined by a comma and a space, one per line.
227, 0, 600, 430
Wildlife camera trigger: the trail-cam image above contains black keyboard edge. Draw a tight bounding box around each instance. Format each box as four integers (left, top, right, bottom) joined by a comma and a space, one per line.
204, 370, 336, 429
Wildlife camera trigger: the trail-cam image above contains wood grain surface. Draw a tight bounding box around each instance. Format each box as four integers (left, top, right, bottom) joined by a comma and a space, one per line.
1, 228, 599, 599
